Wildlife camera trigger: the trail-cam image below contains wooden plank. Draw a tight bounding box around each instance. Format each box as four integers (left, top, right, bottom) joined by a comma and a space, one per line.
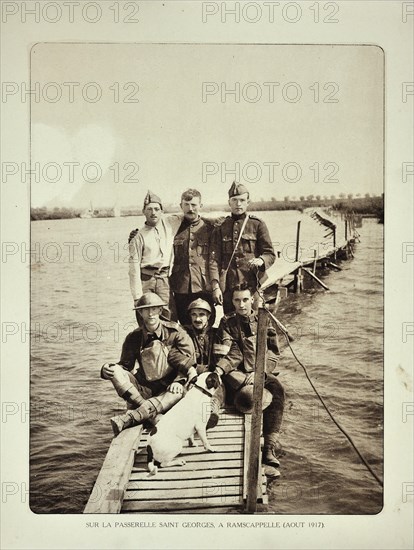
135, 445, 242, 456
242, 415, 251, 500
127, 476, 242, 491
132, 461, 244, 474
261, 260, 302, 290
209, 423, 245, 431
303, 267, 330, 290
138, 437, 243, 449
170, 506, 241, 514
83, 426, 142, 514
134, 451, 243, 465
246, 307, 267, 513
125, 483, 242, 500
122, 495, 243, 512
130, 468, 243, 481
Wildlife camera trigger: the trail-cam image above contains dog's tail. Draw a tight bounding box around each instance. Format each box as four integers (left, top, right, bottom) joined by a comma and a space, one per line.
146, 444, 159, 476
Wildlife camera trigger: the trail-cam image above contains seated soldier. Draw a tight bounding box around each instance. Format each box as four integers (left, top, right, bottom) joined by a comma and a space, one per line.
101, 293, 197, 436
215, 283, 285, 470
184, 298, 226, 429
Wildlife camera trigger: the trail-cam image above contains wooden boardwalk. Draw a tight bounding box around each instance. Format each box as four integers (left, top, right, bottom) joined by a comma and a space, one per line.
84, 408, 267, 514
84, 210, 359, 514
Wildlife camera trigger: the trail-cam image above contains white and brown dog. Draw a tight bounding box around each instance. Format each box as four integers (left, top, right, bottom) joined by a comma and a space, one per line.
147, 371, 221, 475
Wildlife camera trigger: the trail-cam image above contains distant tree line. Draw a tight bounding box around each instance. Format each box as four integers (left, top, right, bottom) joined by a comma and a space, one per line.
31, 194, 384, 223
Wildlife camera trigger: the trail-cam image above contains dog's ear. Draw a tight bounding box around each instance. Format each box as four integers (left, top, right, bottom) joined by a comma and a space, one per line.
206, 372, 220, 390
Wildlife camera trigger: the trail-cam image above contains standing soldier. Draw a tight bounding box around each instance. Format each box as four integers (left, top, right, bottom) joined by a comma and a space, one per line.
128, 191, 179, 320
170, 189, 217, 325
209, 182, 276, 313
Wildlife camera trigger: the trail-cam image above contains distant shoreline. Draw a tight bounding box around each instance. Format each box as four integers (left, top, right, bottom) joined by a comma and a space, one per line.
31, 195, 384, 223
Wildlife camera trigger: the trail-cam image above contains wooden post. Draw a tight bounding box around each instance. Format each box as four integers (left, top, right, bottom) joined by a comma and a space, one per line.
302, 267, 330, 290
294, 221, 301, 292
333, 227, 337, 260
295, 267, 303, 293
245, 305, 268, 513
295, 221, 301, 262
312, 249, 317, 274
345, 218, 348, 241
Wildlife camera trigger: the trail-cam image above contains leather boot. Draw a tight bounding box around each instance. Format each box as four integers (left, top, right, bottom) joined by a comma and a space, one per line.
262, 445, 280, 468
127, 397, 163, 425
121, 387, 145, 408
110, 411, 136, 436
110, 365, 145, 408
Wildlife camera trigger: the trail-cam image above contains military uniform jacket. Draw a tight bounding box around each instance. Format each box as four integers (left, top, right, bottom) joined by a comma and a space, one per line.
118, 320, 196, 386
170, 216, 216, 294
209, 213, 275, 291
216, 313, 280, 375
184, 325, 218, 373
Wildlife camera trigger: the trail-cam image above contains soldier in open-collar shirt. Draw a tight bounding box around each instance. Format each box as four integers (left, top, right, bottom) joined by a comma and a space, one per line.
101, 293, 196, 436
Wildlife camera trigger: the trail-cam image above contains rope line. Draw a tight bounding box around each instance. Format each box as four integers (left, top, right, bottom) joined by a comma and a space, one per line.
254, 270, 383, 487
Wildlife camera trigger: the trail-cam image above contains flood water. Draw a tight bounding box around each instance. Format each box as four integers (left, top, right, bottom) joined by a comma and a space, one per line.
30, 211, 383, 514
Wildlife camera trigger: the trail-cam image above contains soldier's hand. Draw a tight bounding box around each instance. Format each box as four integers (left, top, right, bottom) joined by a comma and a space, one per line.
212, 287, 223, 305
186, 366, 198, 386
128, 228, 139, 243
248, 258, 264, 269
168, 382, 184, 395
244, 372, 255, 385
101, 363, 115, 379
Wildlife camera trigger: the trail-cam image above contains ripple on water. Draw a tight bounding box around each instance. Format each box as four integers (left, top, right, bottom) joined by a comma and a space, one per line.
30, 216, 383, 514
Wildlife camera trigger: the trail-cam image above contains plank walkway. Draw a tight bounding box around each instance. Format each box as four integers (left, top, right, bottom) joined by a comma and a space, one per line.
84, 210, 359, 514
84, 408, 267, 514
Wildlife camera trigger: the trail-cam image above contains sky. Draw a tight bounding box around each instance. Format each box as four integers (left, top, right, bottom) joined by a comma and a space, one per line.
31, 43, 384, 209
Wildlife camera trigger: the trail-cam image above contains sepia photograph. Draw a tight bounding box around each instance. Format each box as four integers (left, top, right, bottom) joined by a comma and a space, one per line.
1, 2, 412, 549
29, 42, 383, 515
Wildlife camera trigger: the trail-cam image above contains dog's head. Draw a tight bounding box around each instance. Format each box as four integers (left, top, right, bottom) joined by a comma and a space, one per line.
205, 372, 221, 391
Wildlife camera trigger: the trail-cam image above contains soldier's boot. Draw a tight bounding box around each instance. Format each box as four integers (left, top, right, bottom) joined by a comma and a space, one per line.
110, 411, 137, 436
110, 392, 182, 436
111, 365, 145, 408
262, 434, 283, 468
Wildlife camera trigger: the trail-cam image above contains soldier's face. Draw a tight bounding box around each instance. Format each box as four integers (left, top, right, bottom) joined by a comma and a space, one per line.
141, 306, 162, 331
143, 203, 162, 226
190, 308, 209, 330
232, 290, 254, 317
180, 196, 202, 222
228, 193, 249, 215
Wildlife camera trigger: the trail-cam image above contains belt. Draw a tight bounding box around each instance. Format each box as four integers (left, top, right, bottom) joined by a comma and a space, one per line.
141, 266, 169, 278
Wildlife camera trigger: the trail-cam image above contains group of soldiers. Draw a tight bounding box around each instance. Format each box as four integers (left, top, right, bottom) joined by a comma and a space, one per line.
101, 182, 286, 471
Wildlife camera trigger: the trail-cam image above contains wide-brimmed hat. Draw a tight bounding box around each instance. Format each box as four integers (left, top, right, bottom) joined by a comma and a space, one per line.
234, 386, 272, 414
187, 298, 212, 314
133, 292, 167, 310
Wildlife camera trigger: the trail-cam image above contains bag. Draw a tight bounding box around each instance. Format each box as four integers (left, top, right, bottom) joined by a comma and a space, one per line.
140, 339, 173, 382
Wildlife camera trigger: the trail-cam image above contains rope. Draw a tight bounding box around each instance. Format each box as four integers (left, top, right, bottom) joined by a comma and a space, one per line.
253, 271, 383, 487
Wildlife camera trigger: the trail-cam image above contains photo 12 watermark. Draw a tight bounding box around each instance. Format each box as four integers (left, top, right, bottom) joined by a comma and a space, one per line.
201, 1, 340, 24
201, 161, 340, 184
2, 81, 140, 104
201, 81, 340, 104
1, 1, 140, 24
2, 161, 140, 184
